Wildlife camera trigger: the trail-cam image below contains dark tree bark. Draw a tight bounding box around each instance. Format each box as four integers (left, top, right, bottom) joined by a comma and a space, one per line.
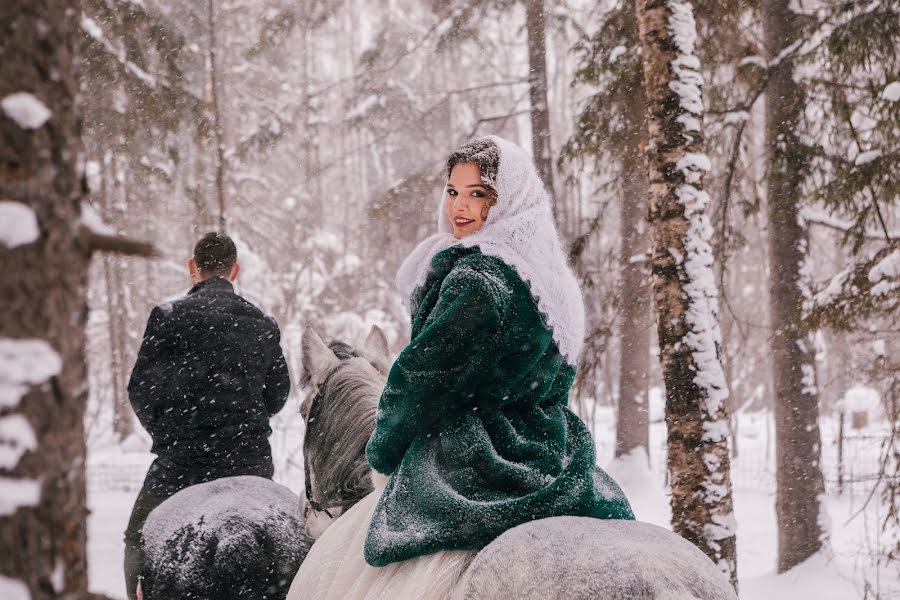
633, 0, 738, 587
615, 149, 651, 458
763, 0, 826, 573
525, 0, 555, 202
0, 1, 97, 597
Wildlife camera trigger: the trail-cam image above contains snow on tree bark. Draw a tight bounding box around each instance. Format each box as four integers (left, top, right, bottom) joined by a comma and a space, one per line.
633, 0, 738, 587
0, 1, 99, 598
762, 0, 826, 573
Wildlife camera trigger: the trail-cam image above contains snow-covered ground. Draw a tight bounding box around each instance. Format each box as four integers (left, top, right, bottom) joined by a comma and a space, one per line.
86, 405, 897, 599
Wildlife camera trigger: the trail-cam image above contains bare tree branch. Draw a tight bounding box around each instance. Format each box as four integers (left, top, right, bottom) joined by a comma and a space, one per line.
81, 228, 158, 257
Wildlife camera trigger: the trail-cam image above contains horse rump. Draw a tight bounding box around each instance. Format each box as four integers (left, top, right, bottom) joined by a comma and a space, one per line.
456, 517, 738, 600
141, 476, 312, 599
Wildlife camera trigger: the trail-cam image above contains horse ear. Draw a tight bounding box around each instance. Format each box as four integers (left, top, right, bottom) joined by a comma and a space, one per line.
362, 325, 391, 375
302, 326, 340, 386
363, 325, 389, 358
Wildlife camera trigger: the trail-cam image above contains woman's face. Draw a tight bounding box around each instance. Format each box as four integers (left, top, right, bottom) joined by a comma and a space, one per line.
445, 162, 493, 239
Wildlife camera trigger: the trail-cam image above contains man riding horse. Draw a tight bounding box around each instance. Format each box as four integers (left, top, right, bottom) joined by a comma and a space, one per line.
125, 232, 291, 599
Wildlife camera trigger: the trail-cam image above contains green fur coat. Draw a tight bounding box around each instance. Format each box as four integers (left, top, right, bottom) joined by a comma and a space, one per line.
364, 246, 634, 567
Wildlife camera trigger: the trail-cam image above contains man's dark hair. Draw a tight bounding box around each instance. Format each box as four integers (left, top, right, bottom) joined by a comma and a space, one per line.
193, 231, 237, 276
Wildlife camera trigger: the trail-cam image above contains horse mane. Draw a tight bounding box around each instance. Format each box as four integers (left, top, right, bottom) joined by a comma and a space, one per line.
303, 343, 384, 513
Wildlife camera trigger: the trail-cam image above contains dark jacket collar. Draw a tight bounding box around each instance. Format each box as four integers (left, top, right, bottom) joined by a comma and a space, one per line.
188, 276, 234, 296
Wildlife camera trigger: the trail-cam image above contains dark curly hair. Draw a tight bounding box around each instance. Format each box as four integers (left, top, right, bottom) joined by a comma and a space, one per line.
447, 137, 500, 200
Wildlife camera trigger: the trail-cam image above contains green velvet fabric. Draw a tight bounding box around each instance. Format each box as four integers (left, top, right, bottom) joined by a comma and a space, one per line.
364, 246, 634, 567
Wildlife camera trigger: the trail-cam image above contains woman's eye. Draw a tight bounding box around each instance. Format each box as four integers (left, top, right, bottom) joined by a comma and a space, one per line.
471, 191, 484, 198
447, 189, 457, 197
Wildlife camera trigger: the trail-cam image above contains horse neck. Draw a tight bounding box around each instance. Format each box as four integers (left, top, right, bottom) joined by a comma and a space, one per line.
305, 358, 383, 510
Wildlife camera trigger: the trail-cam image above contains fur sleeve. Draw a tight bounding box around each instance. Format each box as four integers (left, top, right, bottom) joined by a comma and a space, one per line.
366, 263, 507, 475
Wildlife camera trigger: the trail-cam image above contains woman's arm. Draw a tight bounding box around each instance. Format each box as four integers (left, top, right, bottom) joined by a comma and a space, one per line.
366, 264, 506, 475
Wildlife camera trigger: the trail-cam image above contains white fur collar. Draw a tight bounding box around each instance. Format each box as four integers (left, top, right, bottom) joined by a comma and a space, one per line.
395, 135, 585, 365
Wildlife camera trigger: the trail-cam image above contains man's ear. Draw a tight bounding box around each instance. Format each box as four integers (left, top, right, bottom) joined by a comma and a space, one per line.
229, 263, 241, 282
188, 258, 200, 283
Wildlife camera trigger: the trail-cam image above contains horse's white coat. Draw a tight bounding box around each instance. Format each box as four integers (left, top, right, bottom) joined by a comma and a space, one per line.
454, 517, 739, 600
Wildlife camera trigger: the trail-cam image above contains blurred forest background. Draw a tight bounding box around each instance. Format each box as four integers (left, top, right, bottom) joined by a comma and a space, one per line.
4, 0, 897, 597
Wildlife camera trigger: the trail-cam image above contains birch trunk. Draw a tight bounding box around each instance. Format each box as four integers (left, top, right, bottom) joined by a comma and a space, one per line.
763, 0, 826, 572
633, 0, 738, 587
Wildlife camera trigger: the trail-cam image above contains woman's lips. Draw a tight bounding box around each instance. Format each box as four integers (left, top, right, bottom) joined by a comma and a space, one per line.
454, 217, 475, 226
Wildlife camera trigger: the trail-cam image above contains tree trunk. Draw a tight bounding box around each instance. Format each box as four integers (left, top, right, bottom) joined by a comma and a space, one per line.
615, 150, 651, 459
0, 1, 95, 597
525, 0, 555, 203
763, 0, 826, 572
101, 157, 134, 442
633, 0, 738, 587
206, 0, 227, 229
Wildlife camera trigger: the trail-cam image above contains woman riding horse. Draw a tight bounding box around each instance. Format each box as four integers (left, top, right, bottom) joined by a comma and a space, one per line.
288, 135, 634, 599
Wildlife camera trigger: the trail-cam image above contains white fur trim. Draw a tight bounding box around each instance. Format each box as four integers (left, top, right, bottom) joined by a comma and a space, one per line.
395, 135, 585, 364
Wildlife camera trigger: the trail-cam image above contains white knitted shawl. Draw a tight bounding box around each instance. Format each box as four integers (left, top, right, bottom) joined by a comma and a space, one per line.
395, 135, 585, 365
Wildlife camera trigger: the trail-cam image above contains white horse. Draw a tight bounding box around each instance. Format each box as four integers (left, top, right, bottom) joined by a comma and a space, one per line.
298, 326, 738, 600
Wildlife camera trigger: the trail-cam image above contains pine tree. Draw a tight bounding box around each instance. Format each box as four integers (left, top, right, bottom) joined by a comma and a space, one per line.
565, 1, 651, 457
762, 0, 826, 572
795, 0, 900, 579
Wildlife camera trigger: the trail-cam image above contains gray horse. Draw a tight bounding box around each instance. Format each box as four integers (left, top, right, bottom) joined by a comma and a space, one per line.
141, 476, 310, 600
299, 326, 738, 600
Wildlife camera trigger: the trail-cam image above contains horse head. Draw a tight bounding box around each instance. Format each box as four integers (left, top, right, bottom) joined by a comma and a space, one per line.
299, 325, 389, 539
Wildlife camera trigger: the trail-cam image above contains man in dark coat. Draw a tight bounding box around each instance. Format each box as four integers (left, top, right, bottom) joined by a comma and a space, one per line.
123, 231, 291, 599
